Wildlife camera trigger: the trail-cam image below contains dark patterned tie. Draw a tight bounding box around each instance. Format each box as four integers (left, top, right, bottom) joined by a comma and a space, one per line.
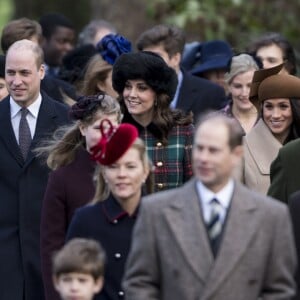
207, 198, 223, 255
19, 108, 32, 159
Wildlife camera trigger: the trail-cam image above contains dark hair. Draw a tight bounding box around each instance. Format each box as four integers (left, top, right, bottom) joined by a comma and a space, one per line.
52, 238, 105, 279
0, 55, 5, 78
120, 97, 193, 145
112, 51, 192, 144
59, 44, 97, 85
196, 112, 244, 149
70, 93, 121, 122
1, 18, 42, 54
39, 12, 74, 39
246, 32, 297, 75
136, 24, 186, 57
112, 51, 178, 100
262, 98, 300, 144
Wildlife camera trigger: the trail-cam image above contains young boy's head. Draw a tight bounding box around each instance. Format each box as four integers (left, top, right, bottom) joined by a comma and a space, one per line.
52, 238, 105, 300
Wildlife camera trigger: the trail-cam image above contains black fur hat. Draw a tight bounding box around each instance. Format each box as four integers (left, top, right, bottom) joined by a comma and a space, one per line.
112, 51, 178, 100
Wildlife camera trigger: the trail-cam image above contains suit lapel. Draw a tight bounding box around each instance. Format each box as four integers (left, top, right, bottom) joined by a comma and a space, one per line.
202, 182, 259, 299
25, 94, 60, 165
176, 72, 194, 112
163, 179, 214, 283
0, 98, 24, 165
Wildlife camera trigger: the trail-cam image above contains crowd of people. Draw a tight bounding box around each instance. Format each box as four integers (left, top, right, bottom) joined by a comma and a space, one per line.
0, 11, 300, 300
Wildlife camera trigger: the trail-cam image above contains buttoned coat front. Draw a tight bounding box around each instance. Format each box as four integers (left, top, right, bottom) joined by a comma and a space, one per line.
241, 119, 282, 194
0, 94, 69, 300
123, 179, 296, 300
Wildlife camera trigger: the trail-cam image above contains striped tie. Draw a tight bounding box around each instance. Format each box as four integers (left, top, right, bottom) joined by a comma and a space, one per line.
207, 198, 223, 242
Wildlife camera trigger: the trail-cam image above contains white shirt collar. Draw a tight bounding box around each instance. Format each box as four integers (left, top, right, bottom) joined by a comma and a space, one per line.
170, 70, 183, 108
10, 93, 42, 118
196, 179, 234, 210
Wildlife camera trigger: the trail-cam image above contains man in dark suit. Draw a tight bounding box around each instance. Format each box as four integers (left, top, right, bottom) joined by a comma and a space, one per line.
123, 114, 296, 300
0, 39, 69, 299
136, 24, 227, 122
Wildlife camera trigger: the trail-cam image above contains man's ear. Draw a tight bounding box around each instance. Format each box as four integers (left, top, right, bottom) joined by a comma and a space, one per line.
170, 52, 181, 70
232, 145, 244, 164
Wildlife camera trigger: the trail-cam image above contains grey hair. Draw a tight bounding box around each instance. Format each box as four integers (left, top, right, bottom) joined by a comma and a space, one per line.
225, 53, 259, 84
78, 20, 116, 46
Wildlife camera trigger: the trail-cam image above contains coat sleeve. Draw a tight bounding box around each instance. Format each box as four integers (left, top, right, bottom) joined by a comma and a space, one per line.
261, 205, 297, 299
183, 124, 194, 182
65, 209, 89, 241
122, 199, 161, 300
40, 171, 67, 300
268, 151, 288, 203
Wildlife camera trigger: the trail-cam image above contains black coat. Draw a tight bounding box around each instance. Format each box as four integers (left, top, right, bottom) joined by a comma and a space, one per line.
176, 71, 227, 122
41, 75, 77, 103
0, 94, 69, 300
66, 195, 138, 300
288, 190, 300, 300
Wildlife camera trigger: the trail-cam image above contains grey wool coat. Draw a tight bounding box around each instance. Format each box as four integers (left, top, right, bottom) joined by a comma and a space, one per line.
123, 178, 296, 300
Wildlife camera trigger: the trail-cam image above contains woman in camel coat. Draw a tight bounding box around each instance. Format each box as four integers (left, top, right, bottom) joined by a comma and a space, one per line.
240, 64, 300, 194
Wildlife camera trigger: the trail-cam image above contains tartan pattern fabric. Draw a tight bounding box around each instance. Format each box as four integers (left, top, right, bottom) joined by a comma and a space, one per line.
140, 123, 194, 192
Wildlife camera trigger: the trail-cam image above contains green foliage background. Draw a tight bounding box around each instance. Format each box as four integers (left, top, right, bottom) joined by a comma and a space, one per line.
148, 0, 300, 56
2, 0, 300, 65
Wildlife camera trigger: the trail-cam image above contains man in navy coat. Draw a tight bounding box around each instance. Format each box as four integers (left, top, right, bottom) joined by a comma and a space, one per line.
0, 39, 69, 299
136, 24, 227, 122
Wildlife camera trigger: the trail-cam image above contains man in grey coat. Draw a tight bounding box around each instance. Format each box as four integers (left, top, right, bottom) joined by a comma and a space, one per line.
123, 114, 296, 300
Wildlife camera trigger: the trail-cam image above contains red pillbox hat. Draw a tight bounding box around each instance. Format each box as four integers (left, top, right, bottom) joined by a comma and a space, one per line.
91, 119, 138, 165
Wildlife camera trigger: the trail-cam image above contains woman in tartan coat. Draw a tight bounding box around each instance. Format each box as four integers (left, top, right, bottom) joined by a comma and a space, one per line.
112, 51, 194, 192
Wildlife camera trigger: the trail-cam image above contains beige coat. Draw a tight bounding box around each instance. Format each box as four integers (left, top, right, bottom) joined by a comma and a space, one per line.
123, 178, 296, 300
240, 118, 282, 194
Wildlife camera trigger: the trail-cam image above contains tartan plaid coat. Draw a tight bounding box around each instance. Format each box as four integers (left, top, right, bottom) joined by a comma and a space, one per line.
123, 112, 194, 192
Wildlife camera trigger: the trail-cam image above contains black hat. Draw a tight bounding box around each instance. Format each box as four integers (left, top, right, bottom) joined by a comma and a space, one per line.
0, 55, 5, 78
112, 51, 178, 100
60, 44, 97, 83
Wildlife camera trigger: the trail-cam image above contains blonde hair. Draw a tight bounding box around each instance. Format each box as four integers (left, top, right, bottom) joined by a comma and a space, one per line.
92, 138, 154, 203
35, 95, 122, 170
225, 53, 259, 85
7, 39, 44, 68
81, 54, 112, 95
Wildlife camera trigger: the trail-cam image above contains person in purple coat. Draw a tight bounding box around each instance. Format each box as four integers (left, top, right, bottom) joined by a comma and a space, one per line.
37, 93, 122, 300
66, 119, 153, 300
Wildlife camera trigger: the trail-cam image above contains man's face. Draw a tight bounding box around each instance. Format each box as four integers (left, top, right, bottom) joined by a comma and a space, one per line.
42, 26, 75, 67
192, 120, 242, 193
256, 43, 289, 74
141, 44, 180, 73
5, 48, 45, 107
